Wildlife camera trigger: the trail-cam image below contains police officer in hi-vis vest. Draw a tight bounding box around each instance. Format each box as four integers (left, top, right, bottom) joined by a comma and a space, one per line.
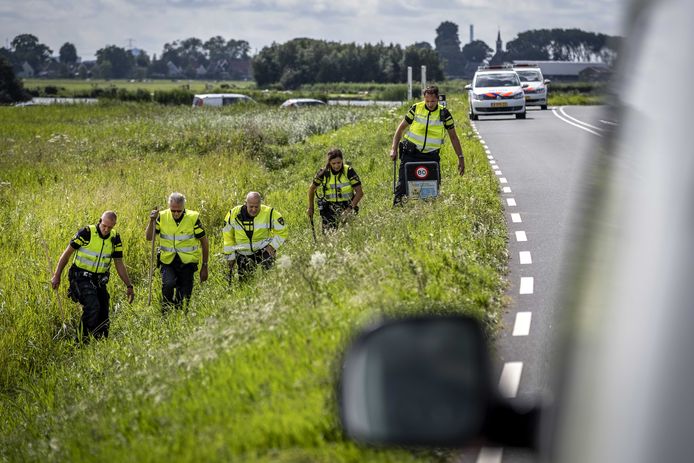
51, 210, 135, 340
146, 192, 209, 312
223, 191, 288, 281
307, 148, 364, 232
389, 85, 465, 205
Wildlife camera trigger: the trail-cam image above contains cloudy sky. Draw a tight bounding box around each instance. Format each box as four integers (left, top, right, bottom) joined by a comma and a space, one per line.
1, 0, 627, 60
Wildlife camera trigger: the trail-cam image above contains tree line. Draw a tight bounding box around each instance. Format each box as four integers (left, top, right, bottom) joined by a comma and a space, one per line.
434, 22, 620, 77
1, 24, 621, 101
252, 38, 443, 89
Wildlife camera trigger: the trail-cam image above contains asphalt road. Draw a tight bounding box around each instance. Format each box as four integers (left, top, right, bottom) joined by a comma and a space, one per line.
460, 105, 614, 463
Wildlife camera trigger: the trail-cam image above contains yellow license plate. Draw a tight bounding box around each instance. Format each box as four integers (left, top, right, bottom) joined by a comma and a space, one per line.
491, 102, 508, 108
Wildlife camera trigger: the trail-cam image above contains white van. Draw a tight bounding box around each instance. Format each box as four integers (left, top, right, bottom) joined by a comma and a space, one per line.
191, 93, 255, 107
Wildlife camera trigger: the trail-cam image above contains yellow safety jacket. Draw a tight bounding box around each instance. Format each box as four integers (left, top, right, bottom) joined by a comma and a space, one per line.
222, 204, 287, 261
73, 224, 116, 274
158, 209, 201, 265
403, 102, 446, 153
321, 164, 355, 202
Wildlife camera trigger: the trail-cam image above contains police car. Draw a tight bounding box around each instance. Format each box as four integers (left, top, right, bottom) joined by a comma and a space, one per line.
465, 64, 526, 120
514, 63, 550, 110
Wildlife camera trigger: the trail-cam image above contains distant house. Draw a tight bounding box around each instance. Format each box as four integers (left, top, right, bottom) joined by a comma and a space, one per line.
513, 60, 611, 81
166, 61, 182, 77
18, 62, 34, 78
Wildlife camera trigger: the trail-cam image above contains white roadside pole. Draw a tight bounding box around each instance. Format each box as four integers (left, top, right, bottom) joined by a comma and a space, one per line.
407, 66, 413, 100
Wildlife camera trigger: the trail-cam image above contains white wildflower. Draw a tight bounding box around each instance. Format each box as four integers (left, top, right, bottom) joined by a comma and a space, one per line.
277, 254, 292, 269
310, 251, 327, 268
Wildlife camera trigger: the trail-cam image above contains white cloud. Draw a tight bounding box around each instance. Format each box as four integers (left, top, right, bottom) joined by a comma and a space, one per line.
0, 0, 627, 60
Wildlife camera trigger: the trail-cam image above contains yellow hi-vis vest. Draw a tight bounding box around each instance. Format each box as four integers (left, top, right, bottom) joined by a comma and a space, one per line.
74, 224, 115, 274
222, 204, 287, 261
403, 102, 446, 153
322, 164, 354, 202
158, 209, 201, 265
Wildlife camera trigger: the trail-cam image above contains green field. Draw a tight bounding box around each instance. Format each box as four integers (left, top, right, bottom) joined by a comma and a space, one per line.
20, 78, 606, 106
0, 98, 507, 461
22, 78, 255, 93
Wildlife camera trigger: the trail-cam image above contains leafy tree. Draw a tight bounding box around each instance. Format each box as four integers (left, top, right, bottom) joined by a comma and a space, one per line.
462, 40, 493, 64
134, 50, 150, 68
0, 55, 31, 104
505, 29, 619, 64
10, 34, 52, 71
434, 21, 464, 77
252, 38, 445, 88
59, 42, 78, 65
95, 45, 134, 78
404, 43, 444, 81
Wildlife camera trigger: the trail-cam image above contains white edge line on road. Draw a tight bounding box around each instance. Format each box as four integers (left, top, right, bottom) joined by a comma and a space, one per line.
520, 276, 534, 294
500, 177, 508, 184
499, 362, 523, 398
503, 186, 512, 193
476, 447, 503, 463
513, 312, 532, 336
599, 119, 618, 126
519, 250, 531, 264
495, 171, 502, 176
490, 160, 497, 165
515, 230, 527, 242
506, 198, 516, 207
511, 213, 522, 223
552, 107, 602, 137
559, 106, 603, 131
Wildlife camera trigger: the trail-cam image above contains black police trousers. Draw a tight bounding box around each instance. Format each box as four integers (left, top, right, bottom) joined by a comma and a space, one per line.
72, 268, 111, 339
161, 260, 197, 312
319, 200, 351, 231
236, 249, 274, 282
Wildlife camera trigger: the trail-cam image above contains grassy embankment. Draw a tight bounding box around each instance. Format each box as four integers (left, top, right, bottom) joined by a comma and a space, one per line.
0, 97, 507, 462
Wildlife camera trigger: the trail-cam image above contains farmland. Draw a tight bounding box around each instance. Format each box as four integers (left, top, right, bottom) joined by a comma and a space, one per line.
0, 97, 507, 461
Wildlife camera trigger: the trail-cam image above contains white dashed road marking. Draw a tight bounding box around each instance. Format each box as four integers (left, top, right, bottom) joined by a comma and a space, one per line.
506, 198, 516, 207
513, 312, 532, 336
515, 230, 527, 242
520, 277, 534, 294
503, 186, 512, 193
511, 213, 522, 223
519, 251, 532, 264
499, 362, 523, 398
476, 447, 503, 463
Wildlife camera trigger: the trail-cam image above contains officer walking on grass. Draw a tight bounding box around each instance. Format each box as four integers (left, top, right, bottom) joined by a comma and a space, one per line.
51, 210, 135, 340
389, 85, 465, 205
223, 191, 288, 281
146, 192, 209, 312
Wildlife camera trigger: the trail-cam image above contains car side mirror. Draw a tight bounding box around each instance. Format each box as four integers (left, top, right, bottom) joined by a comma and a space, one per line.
544, 79, 551, 85
338, 314, 541, 449
522, 83, 530, 88
464, 84, 472, 91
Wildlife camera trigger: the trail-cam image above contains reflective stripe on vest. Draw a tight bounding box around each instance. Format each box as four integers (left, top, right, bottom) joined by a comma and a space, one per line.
158, 209, 201, 265
322, 165, 354, 202
74, 224, 114, 274
403, 102, 446, 153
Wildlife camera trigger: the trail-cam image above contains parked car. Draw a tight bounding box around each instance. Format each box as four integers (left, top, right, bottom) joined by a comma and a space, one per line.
465, 65, 526, 120
513, 63, 550, 110
191, 93, 255, 107
280, 98, 326, 108
339, 0, 694, 461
